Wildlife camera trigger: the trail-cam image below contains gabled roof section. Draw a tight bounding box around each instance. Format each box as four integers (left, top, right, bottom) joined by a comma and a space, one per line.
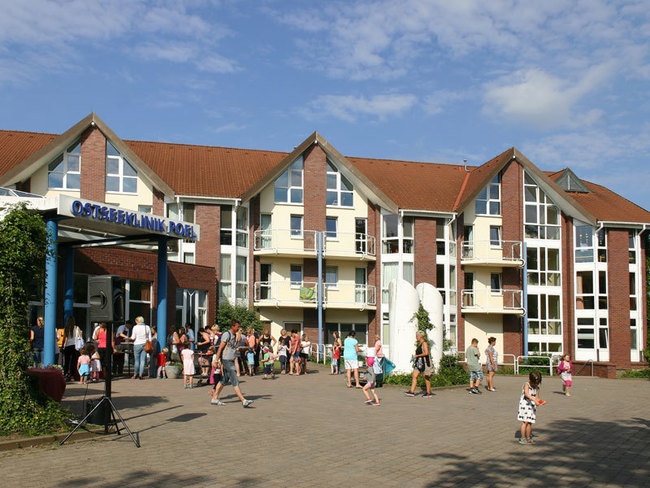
241, 132, 399, 212
349, 157, 468, 213
554, 168, 591, 193
455, 147, 597, 225
0, 113, 175, 197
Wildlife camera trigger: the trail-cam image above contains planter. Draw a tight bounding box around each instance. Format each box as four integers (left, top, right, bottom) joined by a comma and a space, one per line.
166, 364, 181, 379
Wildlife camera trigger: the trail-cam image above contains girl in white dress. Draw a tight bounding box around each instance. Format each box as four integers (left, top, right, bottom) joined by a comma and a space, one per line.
517, 371, 544, 444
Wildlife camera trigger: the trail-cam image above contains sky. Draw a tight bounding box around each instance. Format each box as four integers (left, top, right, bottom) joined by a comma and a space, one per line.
1, 0, 650, 210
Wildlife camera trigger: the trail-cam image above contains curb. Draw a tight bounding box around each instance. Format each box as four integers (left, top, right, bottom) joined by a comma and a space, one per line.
0, 427, 104, 452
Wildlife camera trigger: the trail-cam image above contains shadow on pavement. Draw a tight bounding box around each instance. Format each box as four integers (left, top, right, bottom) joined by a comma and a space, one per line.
167, 412, 207, 422
421, 417, 650, 487
62, 395, 168, 417
52, 471, 211, 488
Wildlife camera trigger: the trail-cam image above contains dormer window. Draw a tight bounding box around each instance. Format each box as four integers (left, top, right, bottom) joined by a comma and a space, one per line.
274, 157, 303, 204
106, 141, 137, 194
475, 174, 501, 216
48, 142, 81, 190
326, 160, 353, 207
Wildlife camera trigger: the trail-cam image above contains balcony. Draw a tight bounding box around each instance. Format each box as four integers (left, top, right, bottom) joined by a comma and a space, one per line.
254, 229, 376, 260
460, 288, 525, 315
254, 281, 376, 310
324, 232, 375, 260
460, 240, 524, 268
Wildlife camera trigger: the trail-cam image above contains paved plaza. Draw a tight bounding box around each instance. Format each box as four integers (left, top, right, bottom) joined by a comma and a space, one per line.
1, 365, 648, 487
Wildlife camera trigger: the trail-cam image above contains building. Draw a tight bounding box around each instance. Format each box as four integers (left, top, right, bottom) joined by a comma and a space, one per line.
0, 113, 647, 374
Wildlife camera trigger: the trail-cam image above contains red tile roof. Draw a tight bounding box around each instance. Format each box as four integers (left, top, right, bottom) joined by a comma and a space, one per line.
1, 128, 649, 223
348, 156, 470, 212
0, 130, 57, 176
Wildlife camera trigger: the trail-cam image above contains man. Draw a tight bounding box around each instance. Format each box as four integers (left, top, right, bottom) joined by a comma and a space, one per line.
211, 319, 253, 408
466, 338, 483, 394
344, 331, 361, 388
113, 320, 131, 376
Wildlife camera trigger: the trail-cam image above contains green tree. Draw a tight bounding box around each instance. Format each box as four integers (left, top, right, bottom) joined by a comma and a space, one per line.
0, 204, 68, 435
216, 301, 263, 333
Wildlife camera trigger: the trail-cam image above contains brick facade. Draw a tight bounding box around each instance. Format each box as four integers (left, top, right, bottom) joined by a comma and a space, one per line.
414, 217, 436, 286
80, 127, 106, 201
608, 229, 632, 368
248, 196, 261, 307
367, 202, 381, 342
500, 161, 524, 356
561, 215, 575, 357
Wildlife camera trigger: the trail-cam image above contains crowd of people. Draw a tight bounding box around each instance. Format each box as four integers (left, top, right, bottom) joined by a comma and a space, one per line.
29, 315, 577, 441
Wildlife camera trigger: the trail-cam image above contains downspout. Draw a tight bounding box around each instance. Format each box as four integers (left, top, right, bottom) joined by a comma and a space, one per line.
317, 231, 324, 357
522, 242, 528, 356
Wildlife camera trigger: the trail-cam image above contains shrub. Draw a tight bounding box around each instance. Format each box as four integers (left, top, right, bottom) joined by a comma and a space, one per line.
518, 355, 553, 376
621, 368, 650, 379
216, 302, 263, 333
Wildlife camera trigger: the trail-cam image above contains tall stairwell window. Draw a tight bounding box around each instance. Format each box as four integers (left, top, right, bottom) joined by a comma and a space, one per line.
48, 141, 81, 190
106, 141, 137, 194
475, 174, 500, 215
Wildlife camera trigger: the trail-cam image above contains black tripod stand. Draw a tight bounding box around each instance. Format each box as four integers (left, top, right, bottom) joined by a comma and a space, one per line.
60, 321, 140, 447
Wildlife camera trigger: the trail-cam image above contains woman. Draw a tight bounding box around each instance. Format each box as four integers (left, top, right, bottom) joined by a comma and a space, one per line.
93, 322, 109, 372
300, 333, 311, 374
485, 336, 498, 392
404, 330, 433, 398
197, 327, 212, 376
148, 326, 160, 379
62, 316, 82, 381
246, 328, 257, 375
374, 334, 384, 381
30, 316, 45, 367
130, 316, 152, 380
170, 327, 181, 362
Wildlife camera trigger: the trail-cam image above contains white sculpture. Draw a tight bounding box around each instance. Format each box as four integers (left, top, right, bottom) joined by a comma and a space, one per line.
416, 283, 444, 373
388, 278, 419, 373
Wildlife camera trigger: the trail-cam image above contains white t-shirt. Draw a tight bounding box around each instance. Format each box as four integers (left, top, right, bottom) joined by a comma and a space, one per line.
301, 341, 311, 355
130, 323, 151, 345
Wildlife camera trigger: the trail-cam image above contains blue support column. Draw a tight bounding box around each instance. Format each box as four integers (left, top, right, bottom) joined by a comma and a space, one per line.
63, 247, 74, 323
157, 237, 168, 352
317, 231, 323, 355
43, 219, 58, 367
522, 242, 528, 356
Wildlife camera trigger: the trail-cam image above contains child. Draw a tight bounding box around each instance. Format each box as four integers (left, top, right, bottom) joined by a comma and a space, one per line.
277, 342, 288, 374
331, 340, 340, 375
246, 348, 256, 376
210, 348, 222, 403
362, 357, 380, 406
517, 371, 544, 444
90, 346, 102, 382
466, 338, 482, 394
558, 354, 573, 396
157, 347, 168, 379
261, 346, 274, 379
181, 342, 195, 389
77, 347, 91, 384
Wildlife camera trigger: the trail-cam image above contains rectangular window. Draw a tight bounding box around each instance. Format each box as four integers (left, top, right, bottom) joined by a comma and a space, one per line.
236, 206, 248, 248
382, 262, 398, 302
220, 206, 232, 245
382, 214, 399, 253
629, 231, 637, 264
48, 141, 81, 190
490, 273, 502, 293
235, 256, 247, 300
326, 160, 354, 207
490, 226, 502, 247
138, 205, 152, 214
219, 254, 232, 300
290, 265, 303, 287
355, 218, 368, 254
402, 217, 414, 253
326, 217, 338, 239
403, 262, 414, 284
260, 214, 272, 249
106, 141, 137, 194
290, 215, 303, 237
325, 266, 338, 288
575, 225, 594, 262
274, 157, 303, 204
475, 174, 501, 215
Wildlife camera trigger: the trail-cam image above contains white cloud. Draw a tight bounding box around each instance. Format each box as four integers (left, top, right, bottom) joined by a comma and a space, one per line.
423, 90, 466, 115
307, 93, 417, 121
212, 123, 247, 133
482, 64, 615, 129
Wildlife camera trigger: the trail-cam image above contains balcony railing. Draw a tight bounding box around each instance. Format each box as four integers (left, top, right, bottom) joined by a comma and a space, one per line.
460, 240, 524, 266
254, 281, 376, 309
460, 288, 524, 314
254, 229, 318, 254
254, 229, 376, 258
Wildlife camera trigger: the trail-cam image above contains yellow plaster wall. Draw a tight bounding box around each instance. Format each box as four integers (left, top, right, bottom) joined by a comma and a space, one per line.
463, 315, 504, 361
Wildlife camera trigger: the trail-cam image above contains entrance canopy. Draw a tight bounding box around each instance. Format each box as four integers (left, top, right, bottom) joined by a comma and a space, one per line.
0, 190, 200, 366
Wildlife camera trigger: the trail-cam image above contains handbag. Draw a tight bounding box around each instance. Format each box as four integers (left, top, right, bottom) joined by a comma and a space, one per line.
75, 336, 85, 351
144, 340, 154, 354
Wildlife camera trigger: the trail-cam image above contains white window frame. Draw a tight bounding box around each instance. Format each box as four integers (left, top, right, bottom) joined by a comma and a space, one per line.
490, 272, 502, 294
475, 174, 501, 216
290, 264, 303, 288
48, 142, 81, 190
325, 216, 338, 240
274, 157, 304, 204
290, 215, 303, 238
106, 141, 138, 194
489, 225, 502, 248
326, 160, 354, 207
325, 266, 338, 289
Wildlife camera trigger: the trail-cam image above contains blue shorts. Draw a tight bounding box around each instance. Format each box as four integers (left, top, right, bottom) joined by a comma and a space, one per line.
470, 370, 484, 382
220, 360, 239, 387
263, 364, 272, 374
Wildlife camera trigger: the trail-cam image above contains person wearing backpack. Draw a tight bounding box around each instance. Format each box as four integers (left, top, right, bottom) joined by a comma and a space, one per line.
210, 320, 254, 408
